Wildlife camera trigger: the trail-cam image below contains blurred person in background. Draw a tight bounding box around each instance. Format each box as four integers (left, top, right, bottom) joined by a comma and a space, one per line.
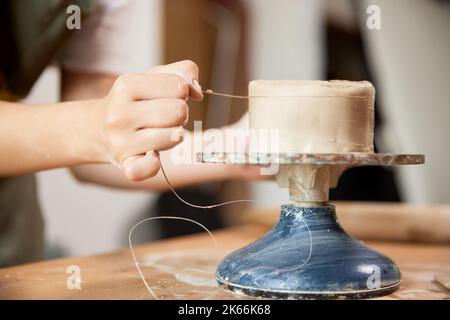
0, 0, 256, 267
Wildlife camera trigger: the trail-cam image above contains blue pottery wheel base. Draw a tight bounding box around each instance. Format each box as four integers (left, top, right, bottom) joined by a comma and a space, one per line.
216, 205, 401, 299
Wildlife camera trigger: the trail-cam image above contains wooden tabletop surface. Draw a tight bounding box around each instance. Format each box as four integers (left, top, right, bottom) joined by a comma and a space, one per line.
0, 219, 449, 300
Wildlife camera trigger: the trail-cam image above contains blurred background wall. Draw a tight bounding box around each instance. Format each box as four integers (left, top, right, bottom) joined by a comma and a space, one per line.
20, 0, 450, 258
359, 0, 450, 203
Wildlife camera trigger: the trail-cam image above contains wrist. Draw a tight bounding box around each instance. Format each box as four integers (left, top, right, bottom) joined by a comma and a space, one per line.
91, 98, 112, 163
75, 98, 110, 164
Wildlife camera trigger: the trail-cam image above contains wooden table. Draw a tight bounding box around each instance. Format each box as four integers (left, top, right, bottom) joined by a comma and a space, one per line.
0, 219, 449, 300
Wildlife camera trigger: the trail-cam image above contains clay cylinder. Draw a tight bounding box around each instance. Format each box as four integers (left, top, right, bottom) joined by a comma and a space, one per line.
248, 80, 375, 154
248, 80, 376, 203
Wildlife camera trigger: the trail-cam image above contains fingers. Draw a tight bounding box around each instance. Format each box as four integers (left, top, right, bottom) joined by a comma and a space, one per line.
133, 98, 188, 129
112, 73, 189, 101
130, 126, 185, 155
104, 60, 203, 182
122, 151, 160, 181
147, 60, 203, 100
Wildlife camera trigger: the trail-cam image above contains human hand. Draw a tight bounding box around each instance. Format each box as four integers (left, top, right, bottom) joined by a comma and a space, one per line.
95, 60, 202, 181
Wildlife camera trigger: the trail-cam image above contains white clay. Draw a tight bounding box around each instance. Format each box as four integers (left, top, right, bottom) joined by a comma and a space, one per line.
248, 80, 375, 154
248, 80, 376, 203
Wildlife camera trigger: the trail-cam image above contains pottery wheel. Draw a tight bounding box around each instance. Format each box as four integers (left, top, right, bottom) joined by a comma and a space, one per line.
196, 152, 424, 299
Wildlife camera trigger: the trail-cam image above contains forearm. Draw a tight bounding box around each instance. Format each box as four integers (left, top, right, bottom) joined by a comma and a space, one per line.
0, 61, 205, 180
0, 99, 104, 175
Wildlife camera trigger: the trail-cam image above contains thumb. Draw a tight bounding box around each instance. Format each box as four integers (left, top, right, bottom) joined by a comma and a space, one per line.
122, 151, 160, 182
147, 60, 203, 100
